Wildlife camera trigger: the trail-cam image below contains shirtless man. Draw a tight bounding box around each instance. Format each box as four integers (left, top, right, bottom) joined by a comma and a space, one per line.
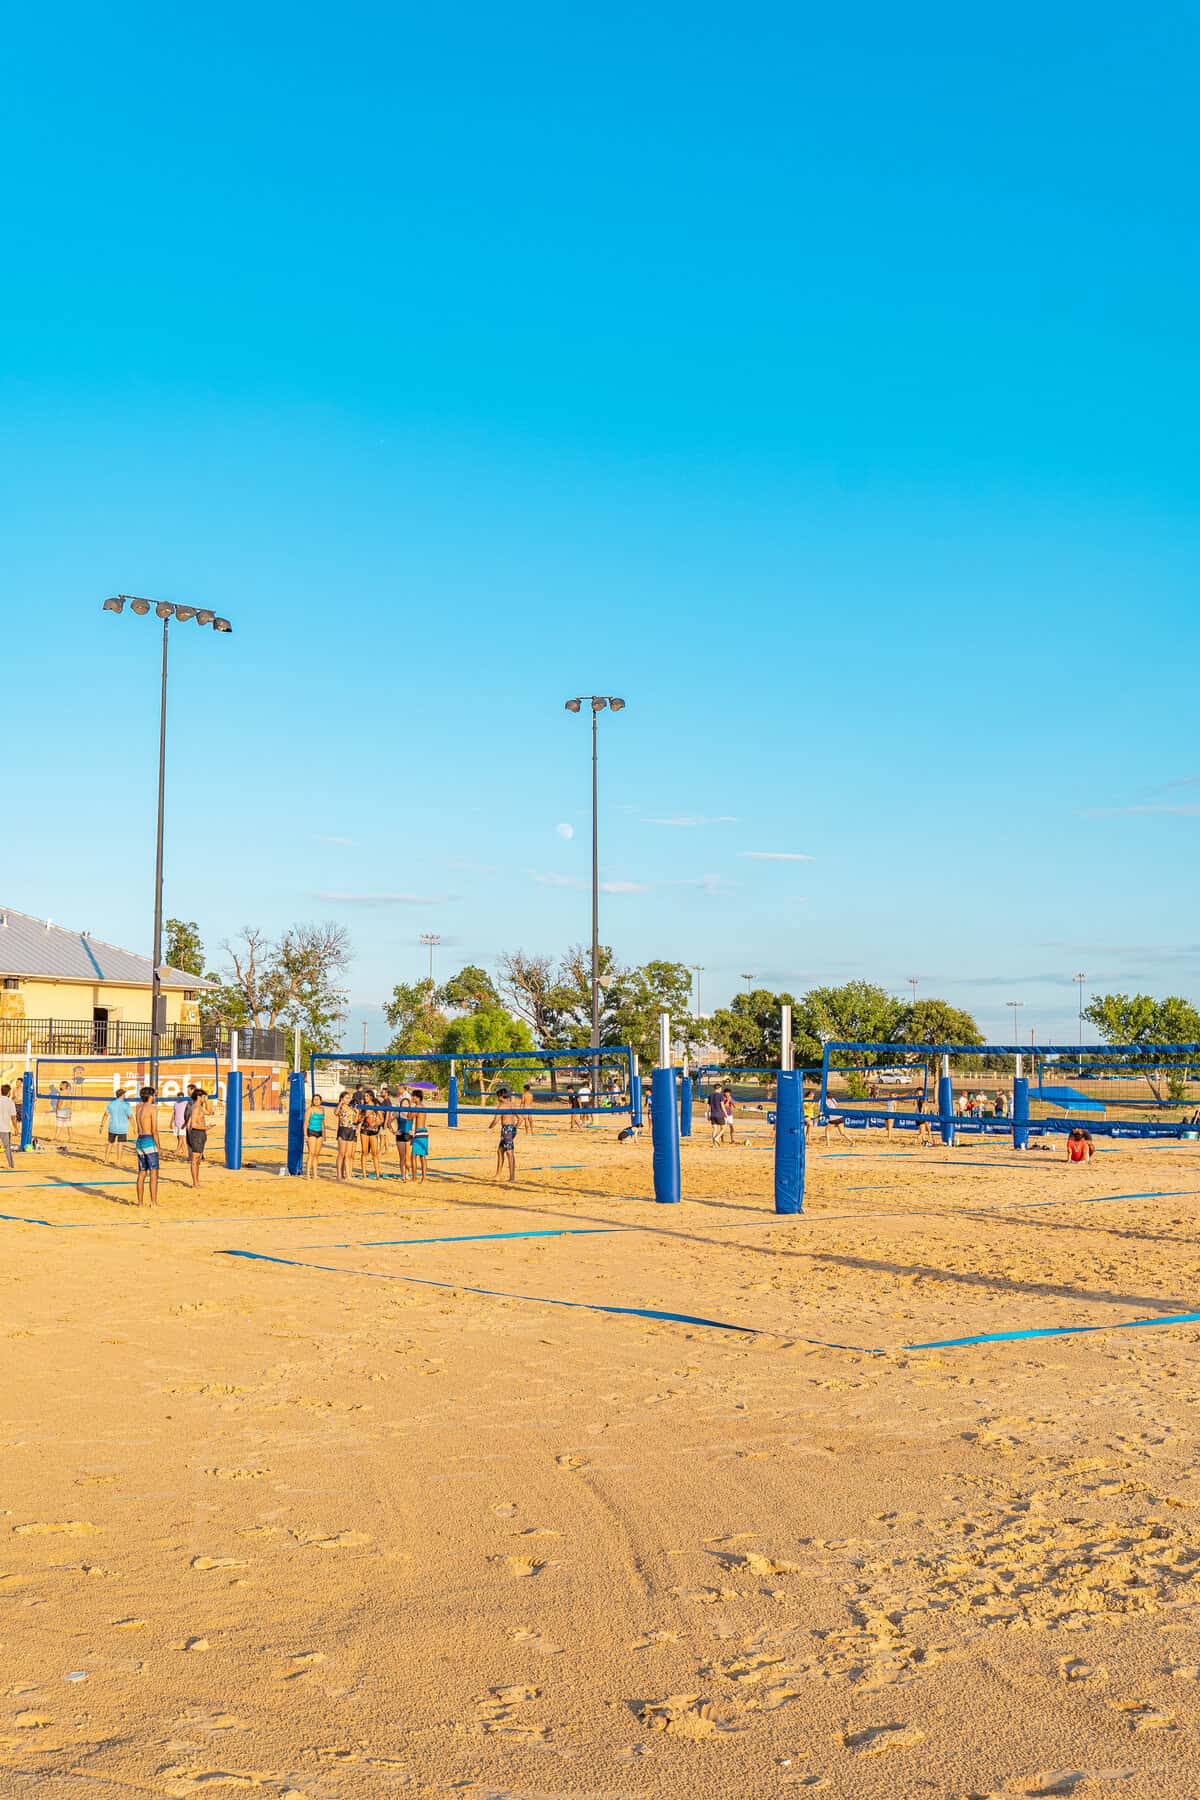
490, 1090, 519, 1182
133, 1085, 160, 1207
186, 1087, 211, 1188
519, 1084, 535, 1135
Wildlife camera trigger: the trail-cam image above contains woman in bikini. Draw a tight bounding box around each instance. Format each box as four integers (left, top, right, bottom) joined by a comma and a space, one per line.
335, 1093, 357, 1182
357, 1090, 383, 1181
305, 1093, 327, 1179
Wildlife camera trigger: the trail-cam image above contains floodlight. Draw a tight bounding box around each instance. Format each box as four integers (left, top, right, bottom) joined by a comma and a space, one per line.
174, 605, 196, 622
102, 596, 125, 614
564, 698, 582, 713
155, 602, 173, 619
130, 598, 151, 615
608, 697, 626, 711
195, 609, 215, 625
591, 697, 608, 711
212, 616, 232, 633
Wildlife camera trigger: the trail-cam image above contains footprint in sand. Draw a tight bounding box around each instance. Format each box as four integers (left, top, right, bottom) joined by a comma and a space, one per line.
490, 1502, 518, 1518
638, 1695, 736, 1740
509, 1628, 563, 1655
509, 1527, 560, 1540
190, 1556, 249, 1572
494, 1555, 550, 1578
843, 1723, 925, 1756
205, 1468, 271, 1482
632, 1630, 681, 1650
14, 1520, 99, 1537
1059, 1658, 1105, 1683
555, 1453, 589, 1471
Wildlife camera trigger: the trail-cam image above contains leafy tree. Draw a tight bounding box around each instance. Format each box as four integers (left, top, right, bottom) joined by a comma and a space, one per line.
165, 918, 205, 977
383, 979, 449, 1055
441, 1007, 536, 1100
439, 964, 500, 1013
800, 981, 906, 1065
705, 988, 817, 1069
553, 942, 623, 1042
1083, 992, 1200, 1105
607, 960, 699, 1069
200, 922, 350, 1063
898, 999, 983, 1046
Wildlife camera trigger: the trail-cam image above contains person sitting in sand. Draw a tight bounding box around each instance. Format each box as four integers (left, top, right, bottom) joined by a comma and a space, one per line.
1066, 1126, 1094, 1165
491, 1089, 519, 1182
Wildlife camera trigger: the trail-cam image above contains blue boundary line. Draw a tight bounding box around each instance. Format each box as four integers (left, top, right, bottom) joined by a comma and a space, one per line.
905, 1311, 1200, 1350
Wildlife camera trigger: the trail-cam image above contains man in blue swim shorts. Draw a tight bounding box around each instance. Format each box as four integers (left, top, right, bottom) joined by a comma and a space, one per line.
133, 1085, 160, 1207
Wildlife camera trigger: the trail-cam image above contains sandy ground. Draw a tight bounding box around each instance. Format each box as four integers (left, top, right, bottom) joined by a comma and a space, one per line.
2, 1110, 1200, 1798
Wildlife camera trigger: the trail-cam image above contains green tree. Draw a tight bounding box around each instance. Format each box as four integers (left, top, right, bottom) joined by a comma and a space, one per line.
441, 1007, 536, 1100
607, 960, 699, 1069
1083, 992, 1200, 1105
383, 979, 449, 1055
704, 989, 814, 1068
165, 918, 205, 977
199, 922, 350, 1064
1083, 993, 1166, 1044
898, 998, 983, 1046
800, 980, 907, 1063
439, 964, 500, 1013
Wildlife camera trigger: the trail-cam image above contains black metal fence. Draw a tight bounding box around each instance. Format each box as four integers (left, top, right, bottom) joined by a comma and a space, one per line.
0, 1018, 286, 1062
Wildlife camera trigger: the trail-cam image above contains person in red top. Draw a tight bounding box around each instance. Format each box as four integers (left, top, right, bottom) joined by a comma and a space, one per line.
1066, 1127, 1094, 1164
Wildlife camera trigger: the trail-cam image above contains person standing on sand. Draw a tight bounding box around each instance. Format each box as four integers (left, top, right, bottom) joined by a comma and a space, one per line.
520, 1083, 535, 1134
708, 1085, 725, 1146
491, 1090, 519, 1182
54, 1080, 74, 1149
394, 1087, 413, 1180
186, 1088, 211, 1188
171, 1091, 190, 1159
305, 1093, 327, 1179
722, 1086, 736, 1145
409, 1094, 430, 1182
335, 1092, 357, 1182
0, 1084, 16, 1169
133, 1086, 160, 1206
567, 1087, 582, 1130
100, 1088, 131, 1167
357, 1091, 383, 1180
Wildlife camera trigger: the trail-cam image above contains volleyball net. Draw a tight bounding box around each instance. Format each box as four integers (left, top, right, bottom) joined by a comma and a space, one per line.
308, 1045, 638, 1117
820, 1042, 1200, 1138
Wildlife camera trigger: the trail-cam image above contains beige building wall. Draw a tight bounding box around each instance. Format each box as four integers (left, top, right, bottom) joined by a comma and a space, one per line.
0, 978, 199, 1028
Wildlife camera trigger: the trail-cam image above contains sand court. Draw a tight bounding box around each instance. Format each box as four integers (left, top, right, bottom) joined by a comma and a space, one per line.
2, 1127, 1200, 1795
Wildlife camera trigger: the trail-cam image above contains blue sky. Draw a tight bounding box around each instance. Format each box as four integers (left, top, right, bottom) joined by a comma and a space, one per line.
3, 2, 1199, 1048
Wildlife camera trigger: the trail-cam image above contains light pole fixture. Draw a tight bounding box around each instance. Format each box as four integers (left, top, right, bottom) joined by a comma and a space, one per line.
102, 595, 232, 1069
564, 697, 625, 1068
691, 965, 704, 1019
740, 972, 756, 991
419, 932, 442, 984
1073, 972, 1087, 1048
907, 975, 920, 1006
1006, 1000, 1024, 1051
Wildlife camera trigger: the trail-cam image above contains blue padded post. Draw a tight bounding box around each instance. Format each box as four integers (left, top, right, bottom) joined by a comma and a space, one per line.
938, 1070, 955, 1146
286, 1071, 306, 1176
680, 1071, 693, 1138
630, 1072, 643, 1128
774, 1068, 805, 1214
224, 1069, 243, 1171
19, 1071, 33, 1151
651, 1067, 680, 1203
447, 1074, 459, 1129
1013, 1076, 1030, 1151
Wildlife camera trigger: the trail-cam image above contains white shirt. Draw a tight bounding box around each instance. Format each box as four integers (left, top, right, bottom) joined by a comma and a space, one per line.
0, 1096, 16, 1131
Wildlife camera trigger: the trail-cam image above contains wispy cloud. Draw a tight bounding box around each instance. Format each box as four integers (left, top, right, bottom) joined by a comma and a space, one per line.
1082, 803, 1200, 818
313, 833, 354, 846
737, 850, 814, 862
530, 870, 582, 889
641, 815, 739, 827
600, 879, 648, 894
314, 892, 457, 905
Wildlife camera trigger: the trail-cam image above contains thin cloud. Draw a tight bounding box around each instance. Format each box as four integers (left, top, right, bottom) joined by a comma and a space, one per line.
313, 833, 354, 846
314, 891, 457, 905
1082, 803, 1200, 818
641, 815, 739, 827
530, 870, 583, 888
600, 879, 648, 894
737, 850, 814, 862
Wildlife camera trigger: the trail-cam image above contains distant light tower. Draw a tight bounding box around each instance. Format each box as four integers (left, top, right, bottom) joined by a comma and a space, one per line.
907, 975, 920, 1007
1007, 999, 1024, 1047
740, 971, 756, 990
1074, 972, 1087, 1047
419, 932, 442, 984
690, 965, 704, 1019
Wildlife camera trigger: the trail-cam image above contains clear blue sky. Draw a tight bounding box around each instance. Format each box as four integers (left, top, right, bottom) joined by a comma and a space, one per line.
4, 2, 1198, 1047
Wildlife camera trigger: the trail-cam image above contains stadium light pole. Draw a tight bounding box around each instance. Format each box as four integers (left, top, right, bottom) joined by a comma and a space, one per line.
908, 975, 920, 1006
419, 932, 441, 984
740, 971, 756, 990
564, 696, 625, 1076
102, 595, 232, 1069
1006, 999, 1024, 1050
1074, 972, 1087, 1047
691, 965, 704, 1019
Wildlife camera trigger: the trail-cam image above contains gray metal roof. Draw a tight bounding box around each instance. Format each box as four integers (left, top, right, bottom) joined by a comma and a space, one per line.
0, 906, 211, 989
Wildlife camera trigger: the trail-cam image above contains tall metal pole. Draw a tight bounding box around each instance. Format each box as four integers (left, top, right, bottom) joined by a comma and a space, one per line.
1074, 972, 1087, 1047
590, 706, 600, 1108
150, 616, 169, 1074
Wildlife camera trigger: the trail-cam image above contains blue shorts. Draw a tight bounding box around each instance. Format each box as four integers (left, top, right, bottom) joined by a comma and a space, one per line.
136, 1147, 159, 1173
411, 1132, 429, 1157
